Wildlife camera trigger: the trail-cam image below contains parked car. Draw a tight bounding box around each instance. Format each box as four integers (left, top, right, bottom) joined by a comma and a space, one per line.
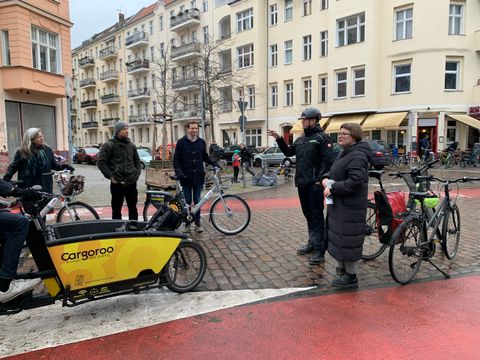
253, 147, 296, 167
137, 148, 152, 169
364, 139, 392, 170
220, 144, 259, 163
74, 147, 100, 165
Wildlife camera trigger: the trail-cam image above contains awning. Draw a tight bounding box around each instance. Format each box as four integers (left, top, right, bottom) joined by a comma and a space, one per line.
291, 117, 329, 134
361, 112, 408, 131
447, 114, 480, 131
324, 114, 366, 133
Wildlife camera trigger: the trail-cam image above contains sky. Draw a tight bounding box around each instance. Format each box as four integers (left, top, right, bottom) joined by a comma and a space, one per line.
70, 0, 157, 48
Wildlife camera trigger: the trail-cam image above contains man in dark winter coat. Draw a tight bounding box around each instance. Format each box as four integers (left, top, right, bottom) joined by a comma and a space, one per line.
173, 121, 217, 233
322, 123, 371, 289
98, 121, 141, 220
268, 108, 335, 265
239, 143, 255, 179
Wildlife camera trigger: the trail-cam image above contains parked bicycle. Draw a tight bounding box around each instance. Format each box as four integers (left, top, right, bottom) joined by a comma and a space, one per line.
459, 145, 480, 168
388, 175, 480, 285
143, 167, 251, 235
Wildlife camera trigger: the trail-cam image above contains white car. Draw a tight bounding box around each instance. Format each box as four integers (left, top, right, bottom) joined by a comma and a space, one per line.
253, 147, 296, 167
137, 148, 152, 169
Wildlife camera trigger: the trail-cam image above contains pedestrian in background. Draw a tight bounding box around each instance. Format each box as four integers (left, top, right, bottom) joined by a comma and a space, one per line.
97, 121, 141, 220
232, 149, 241, 183
322, 123, 371, 289
268, 107, 335, 265
173, 121, 218, 233
3, 128, 74, 193
240, 143, 255, 180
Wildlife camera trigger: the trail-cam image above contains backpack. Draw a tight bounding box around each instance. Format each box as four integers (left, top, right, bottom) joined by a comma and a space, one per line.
374, 191, 407, 244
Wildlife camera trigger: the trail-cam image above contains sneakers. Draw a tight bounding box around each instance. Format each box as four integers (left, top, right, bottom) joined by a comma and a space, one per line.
297, 244, 315, 255
0, 278, 41, 303
331, 273, 358, 289
309, 252, 325, 265
195, 224, 204, 233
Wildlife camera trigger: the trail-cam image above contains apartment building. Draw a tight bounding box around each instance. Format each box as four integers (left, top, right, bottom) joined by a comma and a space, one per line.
0, 0, 73, 171
73, 0, 480, 155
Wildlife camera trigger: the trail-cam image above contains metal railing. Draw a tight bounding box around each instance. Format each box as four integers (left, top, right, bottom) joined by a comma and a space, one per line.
80, 78, 96, 87
170, 9, 200, 29
80, 99, 98, 108
126, 59, 150, 73
100, 94, 120, 104
127, 88, 151, 98
99, 46, 117, 59
125, 31, 148, 46
171, 41, 201, 59
99, 70, 118, 81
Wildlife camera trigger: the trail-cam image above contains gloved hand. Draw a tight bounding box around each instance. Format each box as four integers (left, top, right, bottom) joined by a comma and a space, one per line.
62, 164, 75, 172
11, 187, 42, 201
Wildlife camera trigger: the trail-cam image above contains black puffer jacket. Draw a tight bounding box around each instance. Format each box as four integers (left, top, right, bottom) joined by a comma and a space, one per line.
97, 136, 141, 184
326, 141, 371, 262
276, 125, 334, 187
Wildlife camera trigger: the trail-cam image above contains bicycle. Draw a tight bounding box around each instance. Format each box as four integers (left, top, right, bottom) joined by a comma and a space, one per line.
388, 175, 480, 285
143, 167, 251, 235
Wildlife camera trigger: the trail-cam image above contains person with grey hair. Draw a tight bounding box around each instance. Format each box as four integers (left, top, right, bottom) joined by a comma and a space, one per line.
98, 121, 141, 220
3, 128, 74, 193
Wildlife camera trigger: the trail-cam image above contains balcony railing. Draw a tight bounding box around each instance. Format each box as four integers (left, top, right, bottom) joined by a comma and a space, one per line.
128, 88, 151, 99
175, 107, 201, 120
102, 117, 120, 127
126, 59, 150, 74
100, 70, 119, 82
99, 46, 117, 60
128, 114, 151, 124
101, 94, 120, 104
170, 9, 200, 31
219, 65, 232, 75
80, 78, 96, 88
79, 57, 95, 68
219, 101, 232, 112
82, 121, 98, 129
125, 31, 148, 49
80, 99, 98, 109
171, 41, 201, 61
172, 76, 199, 90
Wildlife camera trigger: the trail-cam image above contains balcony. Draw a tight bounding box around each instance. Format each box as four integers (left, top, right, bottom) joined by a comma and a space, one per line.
80, 99, 98, 109
102, 117, 120, 127
99, 46, 117, 61
128, 88, 151, 100
126, 59, 150, 75
79, 57, 95, 69
172, 76, 199, 92
82, 121, 99, 129
79, 78, 96, 89
171, 41, 202, 62
128, 114, 151, 125
100, 70, 119, 82
175, 107, 201, 120
101, 94, 120, 105
1, 66, 65, 97
219, 65, 232, 76
170, 9, 200, 32
125, 31, 148, 50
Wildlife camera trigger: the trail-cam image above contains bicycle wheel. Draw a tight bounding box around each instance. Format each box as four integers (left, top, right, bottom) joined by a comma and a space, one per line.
361, 202, 388, 261
56, 201, 99, 222
209, 194, 251, 235
165, 241, 207, 293
442, 204, 461, 260
388, 217, 423, 284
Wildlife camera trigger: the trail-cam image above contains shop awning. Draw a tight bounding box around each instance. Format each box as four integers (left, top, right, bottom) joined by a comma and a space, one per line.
324, 114, 366, 133
447, 114, 480, 131
291, 117, 329, 133
361, 112, 408, 131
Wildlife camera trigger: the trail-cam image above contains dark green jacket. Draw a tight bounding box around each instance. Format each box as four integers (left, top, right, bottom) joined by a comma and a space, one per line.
97, 136, 141, 184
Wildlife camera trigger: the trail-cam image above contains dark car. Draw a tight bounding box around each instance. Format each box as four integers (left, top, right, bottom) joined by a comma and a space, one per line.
364, 140, 391, 170
74, 146, 100, 165
220, 144, 259, 164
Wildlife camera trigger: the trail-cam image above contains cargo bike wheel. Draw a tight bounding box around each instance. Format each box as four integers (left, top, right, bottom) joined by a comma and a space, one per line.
165, 241, 207, 293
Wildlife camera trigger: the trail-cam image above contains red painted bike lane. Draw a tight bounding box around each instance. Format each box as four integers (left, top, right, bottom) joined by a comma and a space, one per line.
9, 275, 480, 360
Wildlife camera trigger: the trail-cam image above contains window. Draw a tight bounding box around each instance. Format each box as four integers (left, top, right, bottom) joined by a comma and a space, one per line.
203, 26, 209, 43
180, 5, 185, 12
302, 78, 312, 104
1, 30, 11, 66
270, 4, 278, 26
150, 46, 155, 61
237, 44, 254, 68
285, 0, 293, 21
247, 86, 255, 109
449, 3, 464, 35
393, 63, 411, 93
246, 128, 262, 147
319, 75, 328, 102
352, 67, 365, 96
159, 15, 164, 31
237, 8, 253, 32
31, 26, 60, 73
160, 43, 165, 58
118, 35, 122, 49
285, 81, 293, 106
335, 71, 347, 98
269, 44, 278, 67
445, 60, 460, 90
284, 40, 293, 64
191, 0, 197, 8
395, 7, 413, 40
321, 0, 329, 10
337, 13, 365, 47
270, 84, 278, 107
203, 0, 208, 12
302, 35, 312, 60
149, 20, 154, 35
320, 31, 328, 57
303, 0, 312, 16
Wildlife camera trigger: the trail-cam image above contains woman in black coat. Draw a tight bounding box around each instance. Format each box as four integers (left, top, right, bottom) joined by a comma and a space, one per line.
322, 123, 371, 289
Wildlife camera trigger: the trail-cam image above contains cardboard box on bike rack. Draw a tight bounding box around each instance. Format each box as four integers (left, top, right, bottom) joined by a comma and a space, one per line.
145, 167, 177, 188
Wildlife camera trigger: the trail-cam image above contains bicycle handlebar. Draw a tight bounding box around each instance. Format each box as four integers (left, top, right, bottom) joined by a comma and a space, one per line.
417, 175, 480, 184
388, 159, 439, 179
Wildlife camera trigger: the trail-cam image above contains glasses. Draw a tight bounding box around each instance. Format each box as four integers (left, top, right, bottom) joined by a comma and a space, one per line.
338, 132, 352, 137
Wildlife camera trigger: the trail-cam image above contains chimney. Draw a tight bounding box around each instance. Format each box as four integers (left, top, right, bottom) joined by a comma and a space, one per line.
118, 13, 125, 23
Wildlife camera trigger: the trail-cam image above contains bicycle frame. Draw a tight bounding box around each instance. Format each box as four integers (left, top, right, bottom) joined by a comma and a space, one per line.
417, 195, 449, 249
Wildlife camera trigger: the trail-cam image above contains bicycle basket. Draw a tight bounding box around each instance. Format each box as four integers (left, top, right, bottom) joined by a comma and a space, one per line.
62, 175, 85, 196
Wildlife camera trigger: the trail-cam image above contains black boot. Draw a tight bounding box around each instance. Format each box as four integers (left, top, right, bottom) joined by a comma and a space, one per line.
335, 266, 346, 275
309, 251, 325, 265
331, 273, 358, 289
297, 244, 314, 255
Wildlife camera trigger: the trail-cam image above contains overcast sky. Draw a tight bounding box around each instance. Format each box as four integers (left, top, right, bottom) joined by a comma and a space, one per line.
70, 0, 156, 48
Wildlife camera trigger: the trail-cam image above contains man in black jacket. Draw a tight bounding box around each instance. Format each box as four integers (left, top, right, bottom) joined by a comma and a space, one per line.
98, 121, 141, 220
173, 121, 217, 233
239, 143, 255, 179
268, 108, 334, 265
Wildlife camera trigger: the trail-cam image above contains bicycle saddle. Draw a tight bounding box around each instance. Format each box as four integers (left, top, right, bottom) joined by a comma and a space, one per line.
410, 191, 430, 200
368, 170, 384, 180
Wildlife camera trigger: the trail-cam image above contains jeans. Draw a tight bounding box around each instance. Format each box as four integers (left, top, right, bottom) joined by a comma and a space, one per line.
0, 211, 30, 279
233, 166, 239, 181
183, 184, 203, 225
298, 185, 326, 253
110, 182, 138, 220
